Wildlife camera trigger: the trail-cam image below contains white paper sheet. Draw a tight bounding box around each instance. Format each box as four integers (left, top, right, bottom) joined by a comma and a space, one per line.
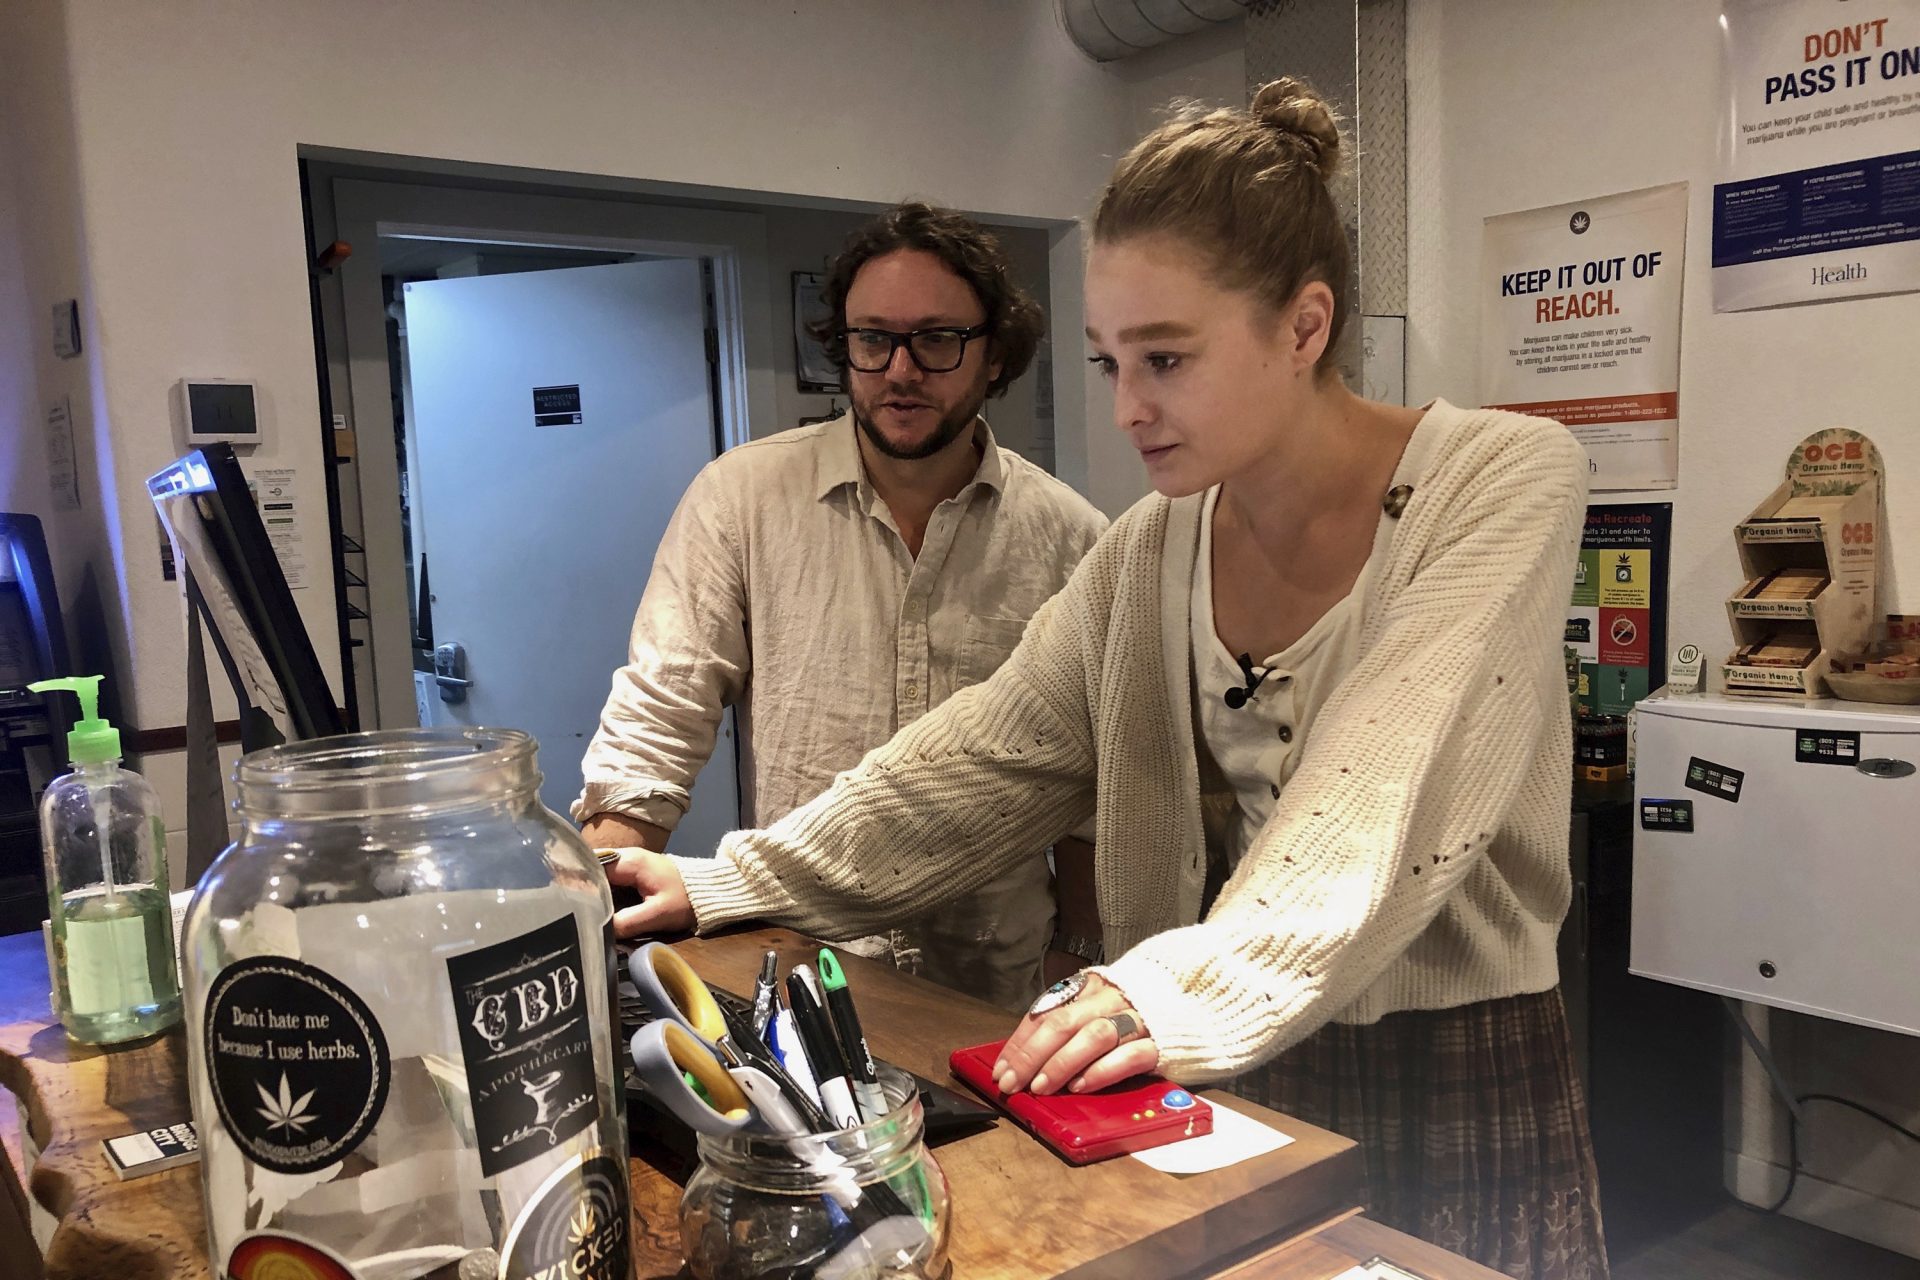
1130, 1095, 1295, 1175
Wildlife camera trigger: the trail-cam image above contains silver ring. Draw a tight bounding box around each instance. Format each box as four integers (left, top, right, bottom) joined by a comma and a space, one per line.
1026, 972, 1087, 1017
1104, 1012, 1140, 1042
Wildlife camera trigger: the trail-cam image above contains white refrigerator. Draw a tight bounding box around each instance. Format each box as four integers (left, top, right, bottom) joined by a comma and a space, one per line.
1631, 689, 1920, 1035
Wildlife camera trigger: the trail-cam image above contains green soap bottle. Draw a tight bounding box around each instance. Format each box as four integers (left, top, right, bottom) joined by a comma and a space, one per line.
29, 676, 182, 1044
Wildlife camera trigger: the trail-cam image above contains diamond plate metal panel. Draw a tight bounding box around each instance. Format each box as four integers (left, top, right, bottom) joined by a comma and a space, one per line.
1246, 0, 1363, 378
1358, 0, 1407, 315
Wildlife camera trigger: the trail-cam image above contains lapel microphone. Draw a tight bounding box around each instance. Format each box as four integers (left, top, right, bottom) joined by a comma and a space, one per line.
1223, 652, 1269, 709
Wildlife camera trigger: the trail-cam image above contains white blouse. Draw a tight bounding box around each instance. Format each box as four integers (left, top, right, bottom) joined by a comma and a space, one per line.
1191, 484, 1400, 872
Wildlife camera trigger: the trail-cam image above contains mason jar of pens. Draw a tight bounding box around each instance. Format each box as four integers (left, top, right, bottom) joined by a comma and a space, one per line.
628, 943, 952, 1280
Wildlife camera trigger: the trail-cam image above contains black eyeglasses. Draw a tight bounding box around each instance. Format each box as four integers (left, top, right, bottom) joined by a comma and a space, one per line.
842, 324, 990, 374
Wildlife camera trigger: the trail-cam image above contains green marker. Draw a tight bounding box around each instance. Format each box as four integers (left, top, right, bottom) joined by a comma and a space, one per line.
817, 948, 886, 1121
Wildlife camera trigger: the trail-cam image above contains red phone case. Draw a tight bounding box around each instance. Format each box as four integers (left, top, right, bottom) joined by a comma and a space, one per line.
948, 1039, 1212, 1164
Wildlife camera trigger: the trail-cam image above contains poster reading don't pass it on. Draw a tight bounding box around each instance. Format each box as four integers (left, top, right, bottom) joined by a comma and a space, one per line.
1481, 183, 1689, 492
1716, 0, 1920, 310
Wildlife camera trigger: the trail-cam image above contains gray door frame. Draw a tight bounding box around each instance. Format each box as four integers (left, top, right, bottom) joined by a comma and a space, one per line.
329, 178, 774, 731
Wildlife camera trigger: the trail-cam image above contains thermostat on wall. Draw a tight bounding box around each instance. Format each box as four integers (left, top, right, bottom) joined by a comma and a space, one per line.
173, 378, 260, 446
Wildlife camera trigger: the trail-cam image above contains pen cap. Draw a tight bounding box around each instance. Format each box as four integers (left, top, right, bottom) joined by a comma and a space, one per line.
817, 948, 849, 992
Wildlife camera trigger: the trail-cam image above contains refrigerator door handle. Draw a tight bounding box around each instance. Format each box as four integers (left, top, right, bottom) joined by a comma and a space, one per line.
1856, 758, 1915, 780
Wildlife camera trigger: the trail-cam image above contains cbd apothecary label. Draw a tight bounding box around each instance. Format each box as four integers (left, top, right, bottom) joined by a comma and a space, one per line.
203, 956, 390, 1175
447, 914, 599, 1176
500, 1150, 631, 1280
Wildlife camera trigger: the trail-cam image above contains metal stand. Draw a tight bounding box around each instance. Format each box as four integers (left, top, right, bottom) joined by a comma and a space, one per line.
1723, 996, 1804, 1124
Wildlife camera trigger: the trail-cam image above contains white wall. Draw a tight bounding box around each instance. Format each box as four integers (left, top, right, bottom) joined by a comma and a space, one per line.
1409, 0, 1920, 1254
33, 0, 1169, 738
1074, 16, 1253, 516
0, 0, 126, 706
1116, 12, 1251, 137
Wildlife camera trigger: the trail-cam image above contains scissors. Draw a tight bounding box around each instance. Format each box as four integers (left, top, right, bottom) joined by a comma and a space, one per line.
627, 942, 831, 1133
629, 1019, 759, 1136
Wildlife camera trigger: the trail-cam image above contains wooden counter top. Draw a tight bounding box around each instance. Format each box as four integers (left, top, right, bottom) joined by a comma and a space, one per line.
0, 925, 1496, 1279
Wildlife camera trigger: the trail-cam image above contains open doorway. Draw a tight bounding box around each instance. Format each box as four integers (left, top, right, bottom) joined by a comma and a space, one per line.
315, 178, 779, 853
388, 244, 733, 840
306, 165, 1063, 850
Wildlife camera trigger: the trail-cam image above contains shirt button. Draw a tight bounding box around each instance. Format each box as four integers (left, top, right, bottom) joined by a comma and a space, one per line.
1278, 725, 1293, 743
905, 682, 918, 699
1270, 783, 1281, 799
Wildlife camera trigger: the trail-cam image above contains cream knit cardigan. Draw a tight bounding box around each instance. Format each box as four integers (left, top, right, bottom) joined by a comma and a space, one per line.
677, 401, 1590, 1083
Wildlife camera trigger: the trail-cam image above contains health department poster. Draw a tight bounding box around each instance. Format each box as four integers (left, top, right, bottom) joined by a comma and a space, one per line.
1482, 184, 1688, 491
1716, 0, 1920, 309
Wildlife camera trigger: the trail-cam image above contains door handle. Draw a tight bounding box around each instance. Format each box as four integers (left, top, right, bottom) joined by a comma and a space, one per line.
434, 642, 473, 704
1856, 758, 1915, 780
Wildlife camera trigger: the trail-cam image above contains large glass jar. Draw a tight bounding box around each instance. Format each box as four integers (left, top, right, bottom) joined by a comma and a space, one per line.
680, 1066, 951, 1280
182, 728, 630, 1280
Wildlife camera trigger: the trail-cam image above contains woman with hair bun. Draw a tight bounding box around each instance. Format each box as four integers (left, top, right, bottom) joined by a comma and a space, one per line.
614, 78, 1608, 1279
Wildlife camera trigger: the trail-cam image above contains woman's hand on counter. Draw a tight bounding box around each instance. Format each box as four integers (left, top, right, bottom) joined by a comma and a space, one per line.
608, 851, 695, 937
993, 972, 1159, 1097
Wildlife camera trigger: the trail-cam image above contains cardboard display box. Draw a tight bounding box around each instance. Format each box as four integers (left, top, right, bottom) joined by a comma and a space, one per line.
1722, 428, 1881, 698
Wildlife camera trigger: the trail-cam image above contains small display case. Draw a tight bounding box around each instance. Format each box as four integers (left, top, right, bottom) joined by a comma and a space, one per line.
1722, 428, 1881, 698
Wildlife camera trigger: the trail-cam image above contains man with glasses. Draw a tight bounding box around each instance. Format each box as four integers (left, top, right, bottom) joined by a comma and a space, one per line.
578, 202, 1108, 1010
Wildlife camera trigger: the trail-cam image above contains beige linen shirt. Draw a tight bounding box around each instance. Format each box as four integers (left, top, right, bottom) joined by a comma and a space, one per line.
576, 413, 1108, 1009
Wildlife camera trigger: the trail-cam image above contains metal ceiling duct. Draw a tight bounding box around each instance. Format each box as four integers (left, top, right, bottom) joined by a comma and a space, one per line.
1056, 0, 1251, 62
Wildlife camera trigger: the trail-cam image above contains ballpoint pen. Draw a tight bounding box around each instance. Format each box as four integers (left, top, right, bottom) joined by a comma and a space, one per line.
770, 1005, 825, 1110
751, 949, 779, 1041
717, 1001, 832, 1133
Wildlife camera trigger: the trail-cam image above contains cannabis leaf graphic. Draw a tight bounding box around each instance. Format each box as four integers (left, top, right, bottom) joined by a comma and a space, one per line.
254, 1073, 318, 1136
569, 1202, 598, 1244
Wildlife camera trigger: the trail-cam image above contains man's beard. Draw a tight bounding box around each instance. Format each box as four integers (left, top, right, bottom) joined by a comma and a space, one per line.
852, 387, 986, 461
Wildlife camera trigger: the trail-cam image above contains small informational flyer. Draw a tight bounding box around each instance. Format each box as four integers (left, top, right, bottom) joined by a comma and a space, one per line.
1482, 184, 1688, 491
247, 465, 308, 590
1716, 0, 1920, 309
45, 397, 81, 511
1568, 503, 1673, 716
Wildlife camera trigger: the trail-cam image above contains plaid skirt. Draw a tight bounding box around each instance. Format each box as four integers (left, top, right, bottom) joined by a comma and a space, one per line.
1230, 989, 1609, 1280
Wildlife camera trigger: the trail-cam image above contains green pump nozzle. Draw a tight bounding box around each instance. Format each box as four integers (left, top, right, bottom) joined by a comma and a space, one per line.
27, 676, 122, 765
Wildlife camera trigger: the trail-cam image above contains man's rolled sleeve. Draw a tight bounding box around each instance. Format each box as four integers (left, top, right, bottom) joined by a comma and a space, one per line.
572, 463, 751, 827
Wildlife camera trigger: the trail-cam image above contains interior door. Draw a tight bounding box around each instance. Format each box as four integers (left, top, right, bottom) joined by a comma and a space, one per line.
403, 258, 739, 852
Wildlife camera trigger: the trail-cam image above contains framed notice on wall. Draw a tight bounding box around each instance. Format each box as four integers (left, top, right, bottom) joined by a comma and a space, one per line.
793, 272, 840, 394
1481, 183, 1688, 491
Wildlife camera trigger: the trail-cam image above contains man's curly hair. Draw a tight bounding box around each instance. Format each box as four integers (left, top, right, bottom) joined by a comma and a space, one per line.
807, 202, 1044, 399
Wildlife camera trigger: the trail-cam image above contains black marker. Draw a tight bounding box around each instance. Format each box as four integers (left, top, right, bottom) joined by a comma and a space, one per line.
818, 948, 885, 1120
786, 966, 861, 1129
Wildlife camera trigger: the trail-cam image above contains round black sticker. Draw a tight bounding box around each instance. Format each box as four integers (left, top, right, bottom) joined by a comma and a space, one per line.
499, 1151, 631, 1280
203, 955, 390, 1175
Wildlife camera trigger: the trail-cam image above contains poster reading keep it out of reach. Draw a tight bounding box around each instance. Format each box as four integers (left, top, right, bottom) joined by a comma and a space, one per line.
1481, 183, 1689, 492
1716, 0, 1920, 310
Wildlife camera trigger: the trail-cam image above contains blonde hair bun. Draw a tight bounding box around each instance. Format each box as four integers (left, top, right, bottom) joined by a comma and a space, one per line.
1250, 77, 1343, 181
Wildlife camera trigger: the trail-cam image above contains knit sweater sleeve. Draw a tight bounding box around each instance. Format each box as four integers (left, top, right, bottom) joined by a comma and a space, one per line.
1098, 415, 1588, 1081
670, 521, 1121, 938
